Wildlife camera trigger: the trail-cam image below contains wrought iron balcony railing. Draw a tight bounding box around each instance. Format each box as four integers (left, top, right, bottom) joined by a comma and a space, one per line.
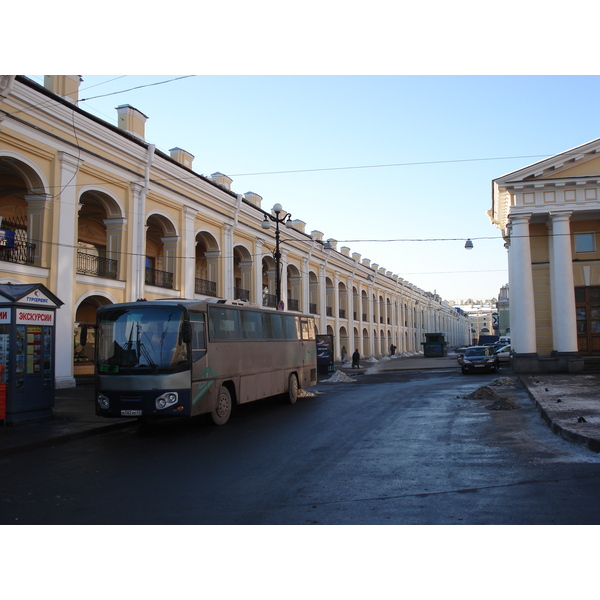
77, 251, 118, 279
0, 240, 36, 265
146, 267, 174, 289
195, 278, 217, 297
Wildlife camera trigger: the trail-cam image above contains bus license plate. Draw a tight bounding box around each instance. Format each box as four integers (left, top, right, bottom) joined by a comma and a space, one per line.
121, 410, 142, 416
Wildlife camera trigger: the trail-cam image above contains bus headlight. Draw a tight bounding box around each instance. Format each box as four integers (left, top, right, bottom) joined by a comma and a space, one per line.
97, 393, 110, 409
156, 392, 178, 410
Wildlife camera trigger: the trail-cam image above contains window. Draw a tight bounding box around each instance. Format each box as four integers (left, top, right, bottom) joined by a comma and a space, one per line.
575, 233, 596, 253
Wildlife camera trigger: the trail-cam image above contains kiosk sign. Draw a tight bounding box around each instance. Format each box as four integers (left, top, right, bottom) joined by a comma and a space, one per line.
16, 309, 55, 326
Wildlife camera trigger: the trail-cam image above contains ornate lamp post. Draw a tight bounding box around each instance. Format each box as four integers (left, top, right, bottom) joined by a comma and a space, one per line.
261, 203, 294, 309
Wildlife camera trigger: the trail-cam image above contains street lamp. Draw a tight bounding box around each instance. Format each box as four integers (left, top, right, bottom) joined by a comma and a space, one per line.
464, 239, 474, 250
261, 203, 293, 309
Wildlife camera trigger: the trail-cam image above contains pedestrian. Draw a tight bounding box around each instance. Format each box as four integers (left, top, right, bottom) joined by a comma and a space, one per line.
352, 349, 360, 369
341, 346, 347, 364
390, 344, 396, 355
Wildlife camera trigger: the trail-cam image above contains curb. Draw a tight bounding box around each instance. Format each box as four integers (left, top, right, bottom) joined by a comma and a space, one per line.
0, 419, 137, 458
519, 376, 600, 453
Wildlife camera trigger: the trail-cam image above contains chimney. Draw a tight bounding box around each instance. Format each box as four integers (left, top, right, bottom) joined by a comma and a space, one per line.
352, 252, 362, 262
116, 104, 148, 140
244, 192, 262, 207
290, 219, 306, 233
44, 75, 82, 104
340, 246, 351, 257
169, 147, 194, 169
210, 172, 232, 190
311, 230, 324, 241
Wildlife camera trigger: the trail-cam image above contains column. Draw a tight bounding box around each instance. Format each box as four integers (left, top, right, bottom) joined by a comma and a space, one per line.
509, 214, 537, 354
183, 207, 197, 298
129, 182, 146, 302
223, 224, 234, 300
550, 212, 578, 353
255, 238, 266, 307
25, 193, 51, 266
54, 151, 83, 388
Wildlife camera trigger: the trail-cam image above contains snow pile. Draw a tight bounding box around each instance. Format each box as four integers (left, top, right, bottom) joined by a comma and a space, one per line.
298, 389, 316, 398
366, 357, 379, 363
465, 384, 519, 410
489, 377, 519, 388
321, 370, 357, 383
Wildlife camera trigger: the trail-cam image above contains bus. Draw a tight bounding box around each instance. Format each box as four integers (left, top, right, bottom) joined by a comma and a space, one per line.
95, 298, 317, 425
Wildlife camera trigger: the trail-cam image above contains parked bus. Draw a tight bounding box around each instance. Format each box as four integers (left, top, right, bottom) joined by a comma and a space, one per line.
95, 299, 317, 425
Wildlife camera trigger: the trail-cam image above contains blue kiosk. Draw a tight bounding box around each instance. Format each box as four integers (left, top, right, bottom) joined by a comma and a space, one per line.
0, 283, 63, 424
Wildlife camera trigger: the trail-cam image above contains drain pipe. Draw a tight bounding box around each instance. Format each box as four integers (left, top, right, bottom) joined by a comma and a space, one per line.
133, 143, 155, 300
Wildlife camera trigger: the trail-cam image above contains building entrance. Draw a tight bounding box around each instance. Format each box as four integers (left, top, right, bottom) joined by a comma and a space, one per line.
575, 286, 600, 355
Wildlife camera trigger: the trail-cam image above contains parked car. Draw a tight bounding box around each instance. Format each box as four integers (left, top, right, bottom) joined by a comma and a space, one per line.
460, 345, 499, 374
494, 344, 512, 363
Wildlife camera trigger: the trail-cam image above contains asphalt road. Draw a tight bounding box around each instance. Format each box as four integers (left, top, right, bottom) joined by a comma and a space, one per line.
2, 369, 600, 525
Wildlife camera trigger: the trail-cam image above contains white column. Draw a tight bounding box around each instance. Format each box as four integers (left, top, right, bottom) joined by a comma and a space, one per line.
183, 207, 196, 298
54, 151, 83, 388
509, 214, 537, 354
550, 212, 578, 353
223, 224, 234, 300
255, 238, 266, 307
129, 182, 146, 302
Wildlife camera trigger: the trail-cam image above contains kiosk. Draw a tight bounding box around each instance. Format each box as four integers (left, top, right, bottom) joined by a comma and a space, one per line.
421, 332, 448, 357
0, 283, 63, 424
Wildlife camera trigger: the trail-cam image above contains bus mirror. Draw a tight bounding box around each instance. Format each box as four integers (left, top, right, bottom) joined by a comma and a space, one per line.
181, 321, 192, 344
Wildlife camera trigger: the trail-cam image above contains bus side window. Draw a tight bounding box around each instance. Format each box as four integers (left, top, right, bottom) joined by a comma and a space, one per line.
190, 314, 207, 361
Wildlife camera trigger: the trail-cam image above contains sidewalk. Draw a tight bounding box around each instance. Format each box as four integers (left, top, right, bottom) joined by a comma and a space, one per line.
1, 354, 600, 455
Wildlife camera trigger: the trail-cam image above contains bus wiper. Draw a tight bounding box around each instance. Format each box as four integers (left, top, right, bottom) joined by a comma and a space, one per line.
138, 342, 158, 371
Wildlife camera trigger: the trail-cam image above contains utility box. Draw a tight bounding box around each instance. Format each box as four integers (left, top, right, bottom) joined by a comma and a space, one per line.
0, 283, 63, 424
422, 332, 447, 357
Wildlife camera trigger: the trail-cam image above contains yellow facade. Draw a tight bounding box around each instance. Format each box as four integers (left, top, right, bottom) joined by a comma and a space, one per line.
491, 137, 600, 372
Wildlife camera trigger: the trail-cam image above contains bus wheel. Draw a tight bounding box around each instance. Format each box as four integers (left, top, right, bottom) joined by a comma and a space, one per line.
286, 373, 299, 404
210, 386, 232, 426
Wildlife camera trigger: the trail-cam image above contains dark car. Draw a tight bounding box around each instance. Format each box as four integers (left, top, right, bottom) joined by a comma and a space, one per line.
460, 345, 499, 374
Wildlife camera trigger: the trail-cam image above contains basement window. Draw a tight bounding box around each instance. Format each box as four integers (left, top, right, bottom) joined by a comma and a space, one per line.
574, 232, 596, 254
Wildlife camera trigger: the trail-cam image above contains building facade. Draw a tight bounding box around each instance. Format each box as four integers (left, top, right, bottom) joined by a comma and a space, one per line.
489, 137, 600, 373
0, 75, 469, 387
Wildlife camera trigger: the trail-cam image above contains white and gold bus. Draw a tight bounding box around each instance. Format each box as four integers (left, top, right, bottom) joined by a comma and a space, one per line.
95, 299, 317, 425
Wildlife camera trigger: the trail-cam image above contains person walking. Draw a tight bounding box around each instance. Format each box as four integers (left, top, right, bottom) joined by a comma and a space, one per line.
341, 346, 347, 364
352, 349, 360, 369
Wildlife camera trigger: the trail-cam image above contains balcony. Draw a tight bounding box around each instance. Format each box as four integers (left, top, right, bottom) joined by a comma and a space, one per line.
77, 251, 118, 279
288, 298, 299, 312
146, 267, 173, 289
263, 293, 277, 308
309, 303, 318, 315
234, 287, 250, 301
195, 277, 217, 297
0, 239, 35, 265
339, 309, 346, 319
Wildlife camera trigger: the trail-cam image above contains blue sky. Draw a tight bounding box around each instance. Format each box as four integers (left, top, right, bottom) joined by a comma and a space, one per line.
25, 73, 599, 302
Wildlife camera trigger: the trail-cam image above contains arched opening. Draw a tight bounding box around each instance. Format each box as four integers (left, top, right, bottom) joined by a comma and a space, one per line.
338, 281, 348, 319
262, 255, 277, 307
195, 231, 220, 297
233, 245, 252, 301
146, 214, 177, 289
77, 190, 123, 280
287, 263, 301, 312
309, 271, 319, 315
0, 156, 48, 266
74, 295, 113, 374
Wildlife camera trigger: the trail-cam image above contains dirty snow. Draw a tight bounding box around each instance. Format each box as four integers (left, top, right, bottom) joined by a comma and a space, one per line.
321, 370, 357, 383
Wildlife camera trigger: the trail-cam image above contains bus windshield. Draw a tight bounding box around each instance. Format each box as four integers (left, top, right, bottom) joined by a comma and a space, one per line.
97, 306, 189, 374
